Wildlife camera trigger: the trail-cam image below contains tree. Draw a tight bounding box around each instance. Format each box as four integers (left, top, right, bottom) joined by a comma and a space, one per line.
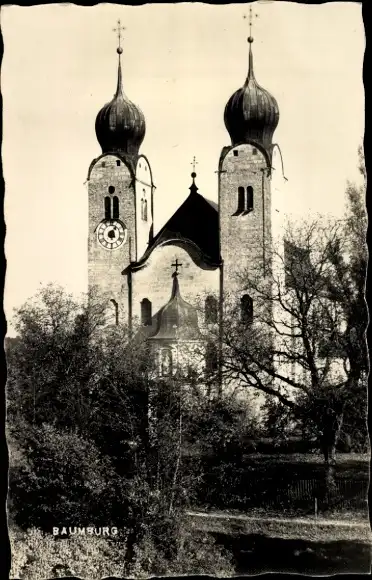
324, 146, 368, 382
6, 284, 105, 430
220, 152, 368, 505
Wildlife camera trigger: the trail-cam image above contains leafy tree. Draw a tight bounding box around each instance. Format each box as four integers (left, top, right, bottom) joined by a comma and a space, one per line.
6, 284, 102, 430
184, 389, 260, 458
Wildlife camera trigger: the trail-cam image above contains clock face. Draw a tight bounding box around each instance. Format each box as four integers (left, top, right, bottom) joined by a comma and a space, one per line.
97, 220, 127, 250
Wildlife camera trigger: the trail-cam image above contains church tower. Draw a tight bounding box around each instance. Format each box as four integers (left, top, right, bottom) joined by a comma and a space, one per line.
87, 22, 154, 327
219, 28, 279, 302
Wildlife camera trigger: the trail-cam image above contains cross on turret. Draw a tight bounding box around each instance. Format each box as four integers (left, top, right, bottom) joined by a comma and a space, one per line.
190, 156, 198, 173
171, 258, 183, 274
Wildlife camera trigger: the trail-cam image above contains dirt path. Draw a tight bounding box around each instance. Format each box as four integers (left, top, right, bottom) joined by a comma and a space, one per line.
187, 509, 370, 527
186, 510, 372, 543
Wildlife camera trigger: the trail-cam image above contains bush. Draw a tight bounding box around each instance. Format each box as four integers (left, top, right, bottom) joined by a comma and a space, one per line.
9, 526, 125, 580
131, 527, 235, 577
9, 526, 235, 579
8, 423, 121, 530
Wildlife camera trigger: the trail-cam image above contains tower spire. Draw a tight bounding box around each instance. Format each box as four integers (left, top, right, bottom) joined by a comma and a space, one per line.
113, 19, 126, 96
189, 156, 199, 194
243, 6, 258, 82
224, 6, 279, 151
95, 20, 146, 159
247, 37, 255, 82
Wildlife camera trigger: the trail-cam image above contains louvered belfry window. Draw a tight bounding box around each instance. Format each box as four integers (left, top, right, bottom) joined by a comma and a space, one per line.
104, 196, 111, 220
113, 196, 119, 219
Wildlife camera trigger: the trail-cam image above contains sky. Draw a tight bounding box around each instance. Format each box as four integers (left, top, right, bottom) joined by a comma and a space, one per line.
1, 2, 365, 335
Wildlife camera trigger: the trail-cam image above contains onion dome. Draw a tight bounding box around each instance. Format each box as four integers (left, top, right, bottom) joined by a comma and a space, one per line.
95, 47, 146, 159
224, 37, 279, 152
149, 272, 202, 341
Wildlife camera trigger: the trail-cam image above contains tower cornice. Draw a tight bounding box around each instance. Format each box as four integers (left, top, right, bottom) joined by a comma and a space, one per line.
218, 140, 273, 172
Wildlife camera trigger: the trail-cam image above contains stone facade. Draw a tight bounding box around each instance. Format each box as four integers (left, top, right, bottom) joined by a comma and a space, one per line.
88, 153, 154, 326
219, 143, 272, 296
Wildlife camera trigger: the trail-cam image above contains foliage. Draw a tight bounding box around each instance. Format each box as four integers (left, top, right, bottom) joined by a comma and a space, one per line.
183, 389, 261, 464
8, 422, 120, 531
6, 284, 238, 574
9, 526, 124, 580
9, 525, 235, 579
131, 527, 234, 577
6, 284, 99, 430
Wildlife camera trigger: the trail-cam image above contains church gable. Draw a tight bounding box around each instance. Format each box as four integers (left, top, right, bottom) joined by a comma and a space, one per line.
131, 244, 219, 336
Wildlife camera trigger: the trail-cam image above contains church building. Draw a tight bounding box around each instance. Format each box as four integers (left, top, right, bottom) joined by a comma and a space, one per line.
87, 25, 282, 379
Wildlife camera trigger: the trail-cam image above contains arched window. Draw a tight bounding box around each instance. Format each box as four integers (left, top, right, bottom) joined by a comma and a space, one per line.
160, 348, 172, 377
205, 295, 218, 324
237, 186, 245, 214
141, 298, 152, 326
113, 196, 119, 219
106, 299, 119, 326
141, 190, 147, 221
205, 342, 218, 374
116, 160, 121, 166
241, 294, 253, 325
246, 186, 254, 212
104, 196, 111, 220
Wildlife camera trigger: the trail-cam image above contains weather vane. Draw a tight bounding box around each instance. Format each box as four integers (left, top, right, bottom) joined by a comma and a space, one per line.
190, 156, 198, 174
113, 19, 126, 51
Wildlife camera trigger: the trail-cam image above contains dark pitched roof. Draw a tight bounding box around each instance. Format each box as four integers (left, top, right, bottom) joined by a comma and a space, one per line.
129, 183, 220, 271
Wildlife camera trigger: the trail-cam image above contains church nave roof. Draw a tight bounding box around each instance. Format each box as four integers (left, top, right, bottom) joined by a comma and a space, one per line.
129, 173, 220, 272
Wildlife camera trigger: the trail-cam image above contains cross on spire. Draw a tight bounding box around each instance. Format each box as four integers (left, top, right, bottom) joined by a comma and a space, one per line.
171, 258, 183, 274
190, 156, 198, 173
243, 6, 259, 40
113, 19, 126, 50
